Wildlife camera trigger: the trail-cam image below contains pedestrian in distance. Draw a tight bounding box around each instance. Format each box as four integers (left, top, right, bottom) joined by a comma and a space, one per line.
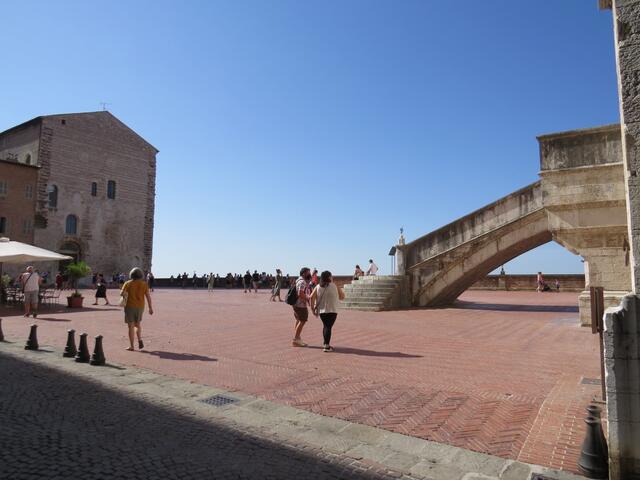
252, 270, 260, 293
310, 269, 319, 288
555, 279, 560, 292
147, 271, 155, 292
207, 272, 215, 292
537, 271, 544, 293
243, 271, 252, 293
353, 264, 364, 280
120, 267, 154, 351
287, 267, 312, 347
366, 259, 378, 276
93, 273, 110, 305
19, 266, 41, 318
310, 271, 345, 352
270, 268, 283, 302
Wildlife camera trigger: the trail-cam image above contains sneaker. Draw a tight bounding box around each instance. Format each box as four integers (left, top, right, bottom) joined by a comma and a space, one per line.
323, 346, 333, 352
138, 340, 144, 350
292, 339, 307, 347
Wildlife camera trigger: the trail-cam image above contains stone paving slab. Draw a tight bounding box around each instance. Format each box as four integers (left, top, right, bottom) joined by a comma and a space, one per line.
0, 289, 601, 473
0, 341, 588, 480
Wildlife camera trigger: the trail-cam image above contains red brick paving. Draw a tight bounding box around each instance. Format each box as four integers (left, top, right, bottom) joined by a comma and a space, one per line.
1, 289, 601, 473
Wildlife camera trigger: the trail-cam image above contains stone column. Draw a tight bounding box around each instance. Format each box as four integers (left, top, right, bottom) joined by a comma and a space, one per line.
602, 1, 640, 478
395, 246, 406, 276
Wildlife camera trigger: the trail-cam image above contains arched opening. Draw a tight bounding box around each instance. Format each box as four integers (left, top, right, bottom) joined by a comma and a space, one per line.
58, 241, 81, 273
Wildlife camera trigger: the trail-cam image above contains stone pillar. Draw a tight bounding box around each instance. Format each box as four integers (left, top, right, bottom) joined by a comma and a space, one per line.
395, 246, 406, 276
603, 295, 640, 479
602, 2, 640, 478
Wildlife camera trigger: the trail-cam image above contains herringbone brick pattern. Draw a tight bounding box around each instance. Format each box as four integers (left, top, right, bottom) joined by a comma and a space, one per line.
1, 289, 601, 474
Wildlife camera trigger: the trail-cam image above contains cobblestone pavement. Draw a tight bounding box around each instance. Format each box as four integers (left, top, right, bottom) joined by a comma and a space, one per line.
0, 289, 601, 473
0, 350, 410, 480
0, 344, 586, 480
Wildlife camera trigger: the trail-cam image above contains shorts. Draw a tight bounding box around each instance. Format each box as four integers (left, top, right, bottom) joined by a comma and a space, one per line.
293, 306, 308, 322
24, 291, 39, 307
124, 307, 144, 324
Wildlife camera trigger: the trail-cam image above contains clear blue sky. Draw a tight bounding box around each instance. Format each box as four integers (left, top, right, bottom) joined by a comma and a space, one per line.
2, 1, 619, 276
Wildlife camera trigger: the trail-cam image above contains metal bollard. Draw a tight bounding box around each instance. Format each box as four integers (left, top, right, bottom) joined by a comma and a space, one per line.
75, 333, 90, 363
24, 324, 39, 350
63, 329, 77, 358
578, 414, 609, 479
90, 335, 106, 366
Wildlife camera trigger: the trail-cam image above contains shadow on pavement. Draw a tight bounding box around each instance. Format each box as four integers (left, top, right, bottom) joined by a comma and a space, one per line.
454, 300, 578, 313
0, 351, 389, 479
140, 350, 217, 362
34, 317, 71, 322
330, 347, 422, 358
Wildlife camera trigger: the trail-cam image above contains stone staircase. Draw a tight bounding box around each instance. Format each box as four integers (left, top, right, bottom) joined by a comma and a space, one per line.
341, 275, 408, 311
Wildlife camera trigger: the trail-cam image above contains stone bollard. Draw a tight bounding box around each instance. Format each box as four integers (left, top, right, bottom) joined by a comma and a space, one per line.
24, 324, 39, 350
578, 415, 609, 479
75, 333, 90, 363
63, 329, 77, 358
0, 318, 4, 342
90, 335, 106, 366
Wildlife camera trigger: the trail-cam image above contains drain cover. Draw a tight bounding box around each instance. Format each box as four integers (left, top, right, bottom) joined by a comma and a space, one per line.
199, 394, 239, 407
581, 377, 601, 385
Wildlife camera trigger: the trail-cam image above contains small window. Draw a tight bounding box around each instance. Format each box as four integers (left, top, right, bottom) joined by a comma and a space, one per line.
91, 182, 97, 197
25, 153, 32, 165
22, 218, 33, 235
48, 185, 58, 208
107, 180, 116, 199
61, 119, 66, 125
0, 217, 6, 234
0, 180, 7, 196
25, 184, 33, 199
65, 215, 78, 235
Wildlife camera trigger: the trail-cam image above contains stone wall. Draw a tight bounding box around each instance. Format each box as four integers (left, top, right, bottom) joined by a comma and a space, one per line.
469, 274, 584, 292
0, 112, 157, 281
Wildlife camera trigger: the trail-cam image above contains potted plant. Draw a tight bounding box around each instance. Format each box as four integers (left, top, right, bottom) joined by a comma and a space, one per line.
65, 261, 92, 308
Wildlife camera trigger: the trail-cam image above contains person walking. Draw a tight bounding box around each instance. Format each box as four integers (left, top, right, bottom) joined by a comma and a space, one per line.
366, 259, 378, 276
270, 268, 283, 302
310, 271, 345, 352
310, 269, 319, 288
121, 267, 154, 351
92, 273, 110, 305
243, 271, 252, 293
19, 266, 41, 318
251, 270, 260, 293
147, 271, 155, 292
537, 271, 544, 293
291, 267, 312, 347
207, 272, 215, 292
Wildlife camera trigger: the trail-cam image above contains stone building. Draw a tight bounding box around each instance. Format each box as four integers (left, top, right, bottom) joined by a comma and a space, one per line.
0, 158, 39, 243
0, 111, 157, 278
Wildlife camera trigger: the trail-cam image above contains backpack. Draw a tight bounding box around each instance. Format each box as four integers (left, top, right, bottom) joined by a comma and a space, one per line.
285, 284, 298, 306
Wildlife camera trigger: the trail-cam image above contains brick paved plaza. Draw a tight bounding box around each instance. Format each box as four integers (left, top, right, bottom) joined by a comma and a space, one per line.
1, 289, 601, 474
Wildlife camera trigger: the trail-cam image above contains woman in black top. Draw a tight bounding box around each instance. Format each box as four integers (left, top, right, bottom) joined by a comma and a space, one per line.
93, 274, 110, 305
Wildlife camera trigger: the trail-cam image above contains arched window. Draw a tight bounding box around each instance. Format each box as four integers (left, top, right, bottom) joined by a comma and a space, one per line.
48, 185, 58, 208
91, 182, 97, 197
65, 215, 78, 235
107, 180, 116, 199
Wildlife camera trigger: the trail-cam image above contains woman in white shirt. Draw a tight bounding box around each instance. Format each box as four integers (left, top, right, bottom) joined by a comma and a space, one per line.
310, 271, 345, 352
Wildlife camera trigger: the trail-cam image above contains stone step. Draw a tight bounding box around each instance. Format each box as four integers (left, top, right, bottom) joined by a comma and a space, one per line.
344, 290, 391, 298
340, 300, 387, 308
343, 286, 396, 294
344, 293, 390, 300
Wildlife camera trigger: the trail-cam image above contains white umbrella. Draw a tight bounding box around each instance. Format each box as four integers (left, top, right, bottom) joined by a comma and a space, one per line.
0, 237, 72, 263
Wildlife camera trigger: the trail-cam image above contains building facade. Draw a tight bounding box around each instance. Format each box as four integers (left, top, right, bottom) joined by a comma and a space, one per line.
0, 111, 157, 278
0, 158, 39, 243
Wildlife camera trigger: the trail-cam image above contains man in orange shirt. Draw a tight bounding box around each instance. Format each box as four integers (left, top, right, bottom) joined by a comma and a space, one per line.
121, 268, 154, 351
